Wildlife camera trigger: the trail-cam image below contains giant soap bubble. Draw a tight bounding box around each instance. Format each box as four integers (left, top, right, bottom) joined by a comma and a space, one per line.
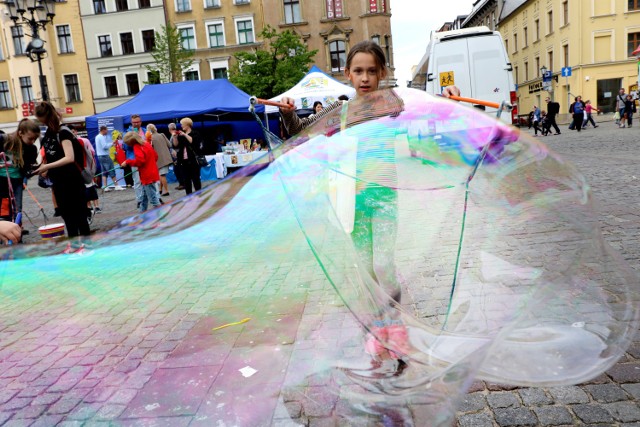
1, 88, 637, 426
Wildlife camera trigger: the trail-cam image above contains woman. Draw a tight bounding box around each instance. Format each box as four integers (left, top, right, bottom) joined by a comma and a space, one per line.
147, 124, 173, 196
33, 101, 90, 237
0, 119, 40, 222
312, 101, 323, 114
623, 95, 635, 128
172, 118, 203, 195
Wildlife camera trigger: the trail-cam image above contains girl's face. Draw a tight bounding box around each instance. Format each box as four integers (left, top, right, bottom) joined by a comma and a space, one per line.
345, 52, 385, 97
19, 130, 39, 145
314, 103, 323, 113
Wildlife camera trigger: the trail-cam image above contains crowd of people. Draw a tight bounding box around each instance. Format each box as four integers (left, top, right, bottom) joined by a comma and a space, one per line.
528, 87, 637, 136
0, 104, 208, 243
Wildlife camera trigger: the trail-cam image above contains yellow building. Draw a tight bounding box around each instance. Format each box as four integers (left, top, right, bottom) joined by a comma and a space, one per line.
0, 1, 94, 132
499, 0, 640, 116
164, 0, 266, 81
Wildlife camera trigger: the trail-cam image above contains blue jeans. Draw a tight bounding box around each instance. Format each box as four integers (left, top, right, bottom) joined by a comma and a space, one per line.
132, 166, 143, 203
140, 182, 160, 212
98, 155, 115, 179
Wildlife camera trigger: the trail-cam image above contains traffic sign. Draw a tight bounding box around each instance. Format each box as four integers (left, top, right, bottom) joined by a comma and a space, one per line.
543, 71, 553, 82
561, 66, 572, 77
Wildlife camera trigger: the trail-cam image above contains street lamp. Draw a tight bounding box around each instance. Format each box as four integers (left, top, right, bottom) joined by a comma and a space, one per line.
3, 0, 56, 102
540, 65, 547, 79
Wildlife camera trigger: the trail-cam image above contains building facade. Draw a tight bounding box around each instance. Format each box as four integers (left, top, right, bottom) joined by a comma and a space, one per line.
261, 0, 395, 87
499, 0, 640, 116
462, 0, 505, 31
0, 1, 93, 131
80, 0, 167, 113
164, 0, 265, 82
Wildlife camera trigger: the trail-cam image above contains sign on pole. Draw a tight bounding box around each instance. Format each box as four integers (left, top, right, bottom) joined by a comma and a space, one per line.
561, 66, 572, 77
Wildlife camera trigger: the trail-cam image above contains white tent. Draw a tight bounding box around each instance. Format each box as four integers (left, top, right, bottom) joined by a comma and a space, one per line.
266, 65, 356, 113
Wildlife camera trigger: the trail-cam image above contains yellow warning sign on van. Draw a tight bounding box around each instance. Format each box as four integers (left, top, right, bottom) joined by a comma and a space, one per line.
440, 71, 455, 86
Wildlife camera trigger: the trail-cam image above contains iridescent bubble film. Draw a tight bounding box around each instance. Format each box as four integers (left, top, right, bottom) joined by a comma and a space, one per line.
1, 88, 637, 426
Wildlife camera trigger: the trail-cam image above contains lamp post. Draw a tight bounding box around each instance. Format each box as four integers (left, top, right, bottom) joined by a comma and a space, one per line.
3, 0, 56, 103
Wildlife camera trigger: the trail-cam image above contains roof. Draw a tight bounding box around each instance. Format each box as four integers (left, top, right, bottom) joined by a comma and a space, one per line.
499, 0, 528, 21
87, 79, 263, 125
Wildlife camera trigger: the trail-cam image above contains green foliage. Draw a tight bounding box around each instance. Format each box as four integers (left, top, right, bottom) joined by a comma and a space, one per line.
229, 26, 317, 99
145, 25, 195, 83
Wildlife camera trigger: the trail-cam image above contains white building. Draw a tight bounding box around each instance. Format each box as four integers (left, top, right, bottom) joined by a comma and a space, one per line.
80, 0, 166, 113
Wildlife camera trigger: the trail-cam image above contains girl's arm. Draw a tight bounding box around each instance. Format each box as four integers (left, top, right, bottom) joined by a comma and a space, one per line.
35, 139, 74, 174
281, 100, 342, 135
123, 145, 145, 168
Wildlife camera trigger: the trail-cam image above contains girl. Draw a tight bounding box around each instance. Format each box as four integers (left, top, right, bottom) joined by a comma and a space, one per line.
313, 101, 323, 114
172, 118, 204, 195
147, 124, 174, 197
582, 100, 600, 129
0, 119, 40, 222
34, 102, 90, 238
119, 132, 160, 212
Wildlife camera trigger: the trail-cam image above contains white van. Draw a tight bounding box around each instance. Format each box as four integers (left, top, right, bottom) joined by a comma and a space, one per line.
412, 26, 517, 125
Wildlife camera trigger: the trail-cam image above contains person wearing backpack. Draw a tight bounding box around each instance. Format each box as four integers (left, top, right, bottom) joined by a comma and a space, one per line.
33, 101, 90, 237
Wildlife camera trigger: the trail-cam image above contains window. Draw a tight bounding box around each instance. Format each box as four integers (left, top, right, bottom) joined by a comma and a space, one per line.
372, 35, 380, 45
142, 30, 155, 52
535, 19, 540, 41
329, 40, 346, 72
236, 20, 254, 44
547, 11, 553, 34
64, 74, 81, 102
535, 57, 540, 77
369, 0, 386, 13
0, 82, 11, 109
514, 66, 519, 83
513, 33, 518, 52
524, 61, 529, 81
56, 25, 74, 53
184, 70, 199, 80
179, 27, 196, 50
120, 32, 134, 55
212, 68, 227, 79
104, 76, 118, 97
98, 35, 112, 57
126, 74, 140, 95
139, 0, 150, 7
325, 0, 343, 18
11, 26, 26, 55
504, 39, 508, 53
176, 0, 190, 12
207, 23, 224, 47
147, 70, 160, 84
234, 0, 250, 4
523, 27, 528, 47
206, 0, 220, 7
284, 0, 301, 24
562, 1, 569, 25
547, 50, 553, 73
116, 0, 128, 11
94, 0, 106, 14
628, 32, 640, 57
19, 77, 33, 103
630, 0, 640, 11
563, 44, 569, 67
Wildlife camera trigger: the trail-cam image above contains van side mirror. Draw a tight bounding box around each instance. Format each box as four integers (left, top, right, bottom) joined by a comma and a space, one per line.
506, 63, 513, 71
427, 73, 434, 82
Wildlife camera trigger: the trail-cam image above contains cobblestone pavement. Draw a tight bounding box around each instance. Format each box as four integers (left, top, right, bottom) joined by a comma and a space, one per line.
5, 117, 640, 426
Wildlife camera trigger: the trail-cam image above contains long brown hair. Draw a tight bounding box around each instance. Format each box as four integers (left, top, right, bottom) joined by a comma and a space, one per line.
345, 40, 388, 79
34, 101, 62, 133
3, 119, 41, 168
123, 131, 145, 146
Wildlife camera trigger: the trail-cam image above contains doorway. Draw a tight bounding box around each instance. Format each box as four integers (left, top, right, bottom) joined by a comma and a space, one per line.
597, 78, 622, 113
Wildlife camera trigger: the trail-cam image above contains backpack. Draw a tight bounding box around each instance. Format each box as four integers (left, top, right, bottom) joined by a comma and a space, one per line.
58, 126, 96, 184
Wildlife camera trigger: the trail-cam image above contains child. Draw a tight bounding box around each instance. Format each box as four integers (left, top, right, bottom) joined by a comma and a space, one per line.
279, 41, 460, 368
540, 111, 550, 136
118, 132, 160, 212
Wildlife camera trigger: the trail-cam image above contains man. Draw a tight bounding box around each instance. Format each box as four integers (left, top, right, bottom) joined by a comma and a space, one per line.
125, 114, 146, 207
95, 126, 122, 191
545, 97, 561, 135
616, 88, 627, 125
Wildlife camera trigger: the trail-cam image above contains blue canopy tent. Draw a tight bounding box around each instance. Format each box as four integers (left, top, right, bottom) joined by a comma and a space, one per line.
85, 79, 277, 152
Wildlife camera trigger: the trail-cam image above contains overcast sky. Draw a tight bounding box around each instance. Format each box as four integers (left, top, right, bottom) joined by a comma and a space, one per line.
390, 0, 474, 85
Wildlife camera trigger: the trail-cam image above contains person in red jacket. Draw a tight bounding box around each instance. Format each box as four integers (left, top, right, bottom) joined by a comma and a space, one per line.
118, 131, 160, 212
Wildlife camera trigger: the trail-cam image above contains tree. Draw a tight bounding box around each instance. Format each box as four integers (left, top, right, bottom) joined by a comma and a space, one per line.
145, 25, 195, 83
229, 26, 318, 99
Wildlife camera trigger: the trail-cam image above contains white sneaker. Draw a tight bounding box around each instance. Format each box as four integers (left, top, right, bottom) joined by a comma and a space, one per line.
114, 185, 125, 191
103, 187, 113, 192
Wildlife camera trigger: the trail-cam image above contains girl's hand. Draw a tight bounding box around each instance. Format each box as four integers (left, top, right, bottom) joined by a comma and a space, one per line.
442, 85, 461, 98
121, 161, 127, 167
0, 221, 21, 244
33, 164, 48, 175
279, 97, 296, 112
